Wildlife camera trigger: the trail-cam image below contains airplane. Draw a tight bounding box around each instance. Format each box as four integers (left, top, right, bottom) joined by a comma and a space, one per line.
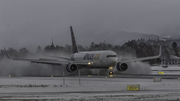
4, 26, 162, 75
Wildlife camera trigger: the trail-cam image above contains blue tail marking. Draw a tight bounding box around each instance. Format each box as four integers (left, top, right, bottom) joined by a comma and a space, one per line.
70, 26, 79, 54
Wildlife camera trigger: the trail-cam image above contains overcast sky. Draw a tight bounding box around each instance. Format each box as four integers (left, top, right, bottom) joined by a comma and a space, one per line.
1, 0, 180, 51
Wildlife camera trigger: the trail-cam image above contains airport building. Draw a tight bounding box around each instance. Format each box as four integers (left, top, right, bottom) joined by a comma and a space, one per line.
161, 55, 180, 65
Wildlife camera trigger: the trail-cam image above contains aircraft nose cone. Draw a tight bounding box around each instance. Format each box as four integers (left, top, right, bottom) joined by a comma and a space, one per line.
108, 59, 117, 66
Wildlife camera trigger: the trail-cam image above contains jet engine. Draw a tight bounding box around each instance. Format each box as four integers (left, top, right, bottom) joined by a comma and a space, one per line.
66, 64, 78, 73
116, 62, 128, 71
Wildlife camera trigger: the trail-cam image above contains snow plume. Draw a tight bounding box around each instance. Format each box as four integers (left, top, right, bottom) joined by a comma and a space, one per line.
115, 55, 152, 74
0, 59, 97, 76
0, 53, 152, 76
0, 59, 65, 76
123, 62, 152, 74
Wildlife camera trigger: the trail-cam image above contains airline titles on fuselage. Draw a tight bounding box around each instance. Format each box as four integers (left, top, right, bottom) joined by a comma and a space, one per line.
83, 53, 101, 60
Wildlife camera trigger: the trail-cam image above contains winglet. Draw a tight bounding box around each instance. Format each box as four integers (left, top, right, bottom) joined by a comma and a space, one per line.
159, 46, 162, 57
4, 48, 12, 59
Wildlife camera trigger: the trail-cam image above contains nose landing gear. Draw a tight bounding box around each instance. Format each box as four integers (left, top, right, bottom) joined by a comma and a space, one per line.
109, 71, 113, 75
109, 67, 114, 75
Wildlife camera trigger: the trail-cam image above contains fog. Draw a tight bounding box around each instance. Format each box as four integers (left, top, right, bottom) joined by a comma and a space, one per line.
123, 62, 151, 74
0, 53, 151, 76
0, 0, 180, 51
0, 59, 54, 76
0, 0, 178, 76
0, 59, 104, 76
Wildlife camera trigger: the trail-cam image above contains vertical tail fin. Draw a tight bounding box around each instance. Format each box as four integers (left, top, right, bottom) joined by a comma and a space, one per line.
70, 26, 79, 54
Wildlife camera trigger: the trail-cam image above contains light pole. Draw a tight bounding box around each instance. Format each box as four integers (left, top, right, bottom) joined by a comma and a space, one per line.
63, 67, 65, 85
78, 69, 81, 85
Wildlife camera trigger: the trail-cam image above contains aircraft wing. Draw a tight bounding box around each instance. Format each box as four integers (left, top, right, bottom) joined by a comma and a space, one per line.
4, 48, 68, 65
5, 56, 90, 66
44, 55, 72, 60
121, 55, 161, 63
120, 46, 162, 63
4, 48, 90, 66
6, 57, 68, 65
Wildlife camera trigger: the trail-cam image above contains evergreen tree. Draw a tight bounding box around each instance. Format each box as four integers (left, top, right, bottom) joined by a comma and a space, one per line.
19, 48, 29, 57
36, 46, 42, 54
171, 42, 179, 57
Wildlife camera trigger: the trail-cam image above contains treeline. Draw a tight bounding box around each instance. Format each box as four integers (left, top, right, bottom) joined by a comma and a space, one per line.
0, 38, 163, 65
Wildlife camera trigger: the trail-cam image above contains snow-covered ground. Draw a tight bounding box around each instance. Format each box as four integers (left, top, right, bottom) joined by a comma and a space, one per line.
151, 65, 180, 71
0, 76, 180, 101
151, 65, 180, 75
0, 65, 180, 100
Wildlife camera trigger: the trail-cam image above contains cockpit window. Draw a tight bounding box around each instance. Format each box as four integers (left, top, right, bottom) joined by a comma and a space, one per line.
107, 55, 117, 58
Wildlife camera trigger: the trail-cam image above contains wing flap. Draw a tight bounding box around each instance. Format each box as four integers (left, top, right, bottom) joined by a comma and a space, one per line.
31, 60, 68, 65
44, 55, 72, 60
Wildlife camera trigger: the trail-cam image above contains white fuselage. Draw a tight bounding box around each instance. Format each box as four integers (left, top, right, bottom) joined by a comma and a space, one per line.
73, 50, 118, 69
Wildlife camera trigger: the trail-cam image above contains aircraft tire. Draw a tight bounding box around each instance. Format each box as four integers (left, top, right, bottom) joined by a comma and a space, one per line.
109, 71, 113, 75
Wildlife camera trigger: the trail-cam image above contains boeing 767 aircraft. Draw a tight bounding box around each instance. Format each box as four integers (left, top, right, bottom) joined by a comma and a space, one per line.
4, 26, 161, 75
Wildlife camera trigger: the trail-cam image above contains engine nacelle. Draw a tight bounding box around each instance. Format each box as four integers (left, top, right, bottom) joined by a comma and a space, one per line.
66, 64, 78, 73
116, 62, 128, 71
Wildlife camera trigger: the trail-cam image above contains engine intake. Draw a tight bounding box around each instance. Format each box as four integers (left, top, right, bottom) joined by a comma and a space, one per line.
116, 62, 128, 71
66, 64, 78, 73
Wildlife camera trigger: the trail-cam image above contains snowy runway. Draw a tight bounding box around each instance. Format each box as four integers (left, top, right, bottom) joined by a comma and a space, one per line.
0, 76, 180, 101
